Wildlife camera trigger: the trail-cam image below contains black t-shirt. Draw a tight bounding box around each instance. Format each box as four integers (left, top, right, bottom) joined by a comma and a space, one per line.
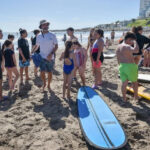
18, 38, 30, 60
134, 33, 150, 55
4, 48, 15, 68
32, 37, 40, 54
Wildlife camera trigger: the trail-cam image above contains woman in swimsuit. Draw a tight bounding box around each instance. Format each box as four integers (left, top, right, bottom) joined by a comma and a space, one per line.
73, 40, 87, 86
60, 41, 75, 99
92, 29, 104, 89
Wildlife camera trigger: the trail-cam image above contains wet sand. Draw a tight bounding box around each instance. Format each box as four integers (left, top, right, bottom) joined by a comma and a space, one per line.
0, 44, 150, 150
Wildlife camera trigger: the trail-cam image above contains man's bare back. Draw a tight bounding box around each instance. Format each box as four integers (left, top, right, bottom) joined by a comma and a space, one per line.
116, 42, 139, 64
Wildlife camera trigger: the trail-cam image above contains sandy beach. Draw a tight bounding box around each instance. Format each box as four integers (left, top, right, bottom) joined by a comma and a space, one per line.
0, 44, 150, 150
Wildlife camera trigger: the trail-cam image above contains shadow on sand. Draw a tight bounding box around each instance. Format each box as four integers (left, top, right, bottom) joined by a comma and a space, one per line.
98, 81, 150, 126
34, 90, 78, 130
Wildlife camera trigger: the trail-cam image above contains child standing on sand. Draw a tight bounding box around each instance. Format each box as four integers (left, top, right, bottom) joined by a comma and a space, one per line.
73, 40, 87, 86
91, 29, 104, 89
60, 41, 75, 99
31, 29, 41, 77
18, 29, 30, 83
3, 40, 19, 91
116, 32, 139, 102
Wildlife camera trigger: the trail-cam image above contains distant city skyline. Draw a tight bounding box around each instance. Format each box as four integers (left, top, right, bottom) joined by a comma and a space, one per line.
0, 0, 140, 32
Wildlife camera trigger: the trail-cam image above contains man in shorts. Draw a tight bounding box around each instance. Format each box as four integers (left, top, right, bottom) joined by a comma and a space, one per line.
116, 32, 139, 101
33, 20, 58, 91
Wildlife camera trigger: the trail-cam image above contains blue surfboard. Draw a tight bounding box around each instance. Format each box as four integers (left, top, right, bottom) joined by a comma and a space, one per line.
77, 86, 127, 149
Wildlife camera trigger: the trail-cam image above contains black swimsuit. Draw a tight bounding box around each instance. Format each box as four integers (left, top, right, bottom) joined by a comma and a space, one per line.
4, 48, 15, 68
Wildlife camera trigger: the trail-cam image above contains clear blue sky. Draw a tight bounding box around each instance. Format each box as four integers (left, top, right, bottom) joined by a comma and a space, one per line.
0, 0, 140, 32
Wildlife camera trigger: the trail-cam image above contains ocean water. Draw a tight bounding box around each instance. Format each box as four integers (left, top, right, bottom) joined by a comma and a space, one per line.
0, 31, 123, 51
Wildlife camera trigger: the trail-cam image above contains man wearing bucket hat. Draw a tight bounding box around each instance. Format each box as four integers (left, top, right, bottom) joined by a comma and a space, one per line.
33, 20, 58, 92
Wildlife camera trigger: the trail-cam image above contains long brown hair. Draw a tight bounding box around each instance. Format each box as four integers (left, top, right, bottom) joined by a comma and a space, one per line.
2, 40, 12, 53
132, 26, 143, 34
64, 41, 72, 58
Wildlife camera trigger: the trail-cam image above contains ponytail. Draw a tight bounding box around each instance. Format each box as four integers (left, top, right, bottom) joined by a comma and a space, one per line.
19, 28, 27, 36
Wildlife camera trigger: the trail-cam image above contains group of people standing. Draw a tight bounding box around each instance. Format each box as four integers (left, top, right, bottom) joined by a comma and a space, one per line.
0, 20, 105, 100
1, 20, 150, 101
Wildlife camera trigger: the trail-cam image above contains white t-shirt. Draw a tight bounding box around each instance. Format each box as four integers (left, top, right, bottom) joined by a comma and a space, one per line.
36, 32, 58, 59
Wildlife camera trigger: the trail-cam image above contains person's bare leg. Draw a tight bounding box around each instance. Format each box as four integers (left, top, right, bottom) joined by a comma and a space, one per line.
133, 81, 138, 100
121, 80, 128, 102
79, 67, 85, 86
48, 72, 52, 90
148, 52, 150, 67
90, 54, 94, 75
0, 79, 2, 100
25, 67, 30, 80
73, 67, 77, 79
98, 68, 102, 84
134, 55, 141, 65
34, 67, 38, 76
93, 68, 97, 86
143, 51, 148, 67
41, 71, 46, 92
95, 68, 100, 86
63, 73, 67, 98
12, 67, 19, 89
67, 74, 72, 99
20, 67, 24, 83
7, 68, 13, 91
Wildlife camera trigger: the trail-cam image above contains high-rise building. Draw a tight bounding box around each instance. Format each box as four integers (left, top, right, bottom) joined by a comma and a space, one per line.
139, 0, 150, 18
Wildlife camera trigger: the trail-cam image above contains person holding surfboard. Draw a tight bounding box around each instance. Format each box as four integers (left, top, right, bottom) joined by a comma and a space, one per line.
116, 32, 139, 101
59, 41, 75, 99
91, 28, 104, 89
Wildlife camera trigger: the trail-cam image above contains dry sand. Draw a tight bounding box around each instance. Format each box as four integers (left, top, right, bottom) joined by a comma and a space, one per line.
0, 44, 150, 150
